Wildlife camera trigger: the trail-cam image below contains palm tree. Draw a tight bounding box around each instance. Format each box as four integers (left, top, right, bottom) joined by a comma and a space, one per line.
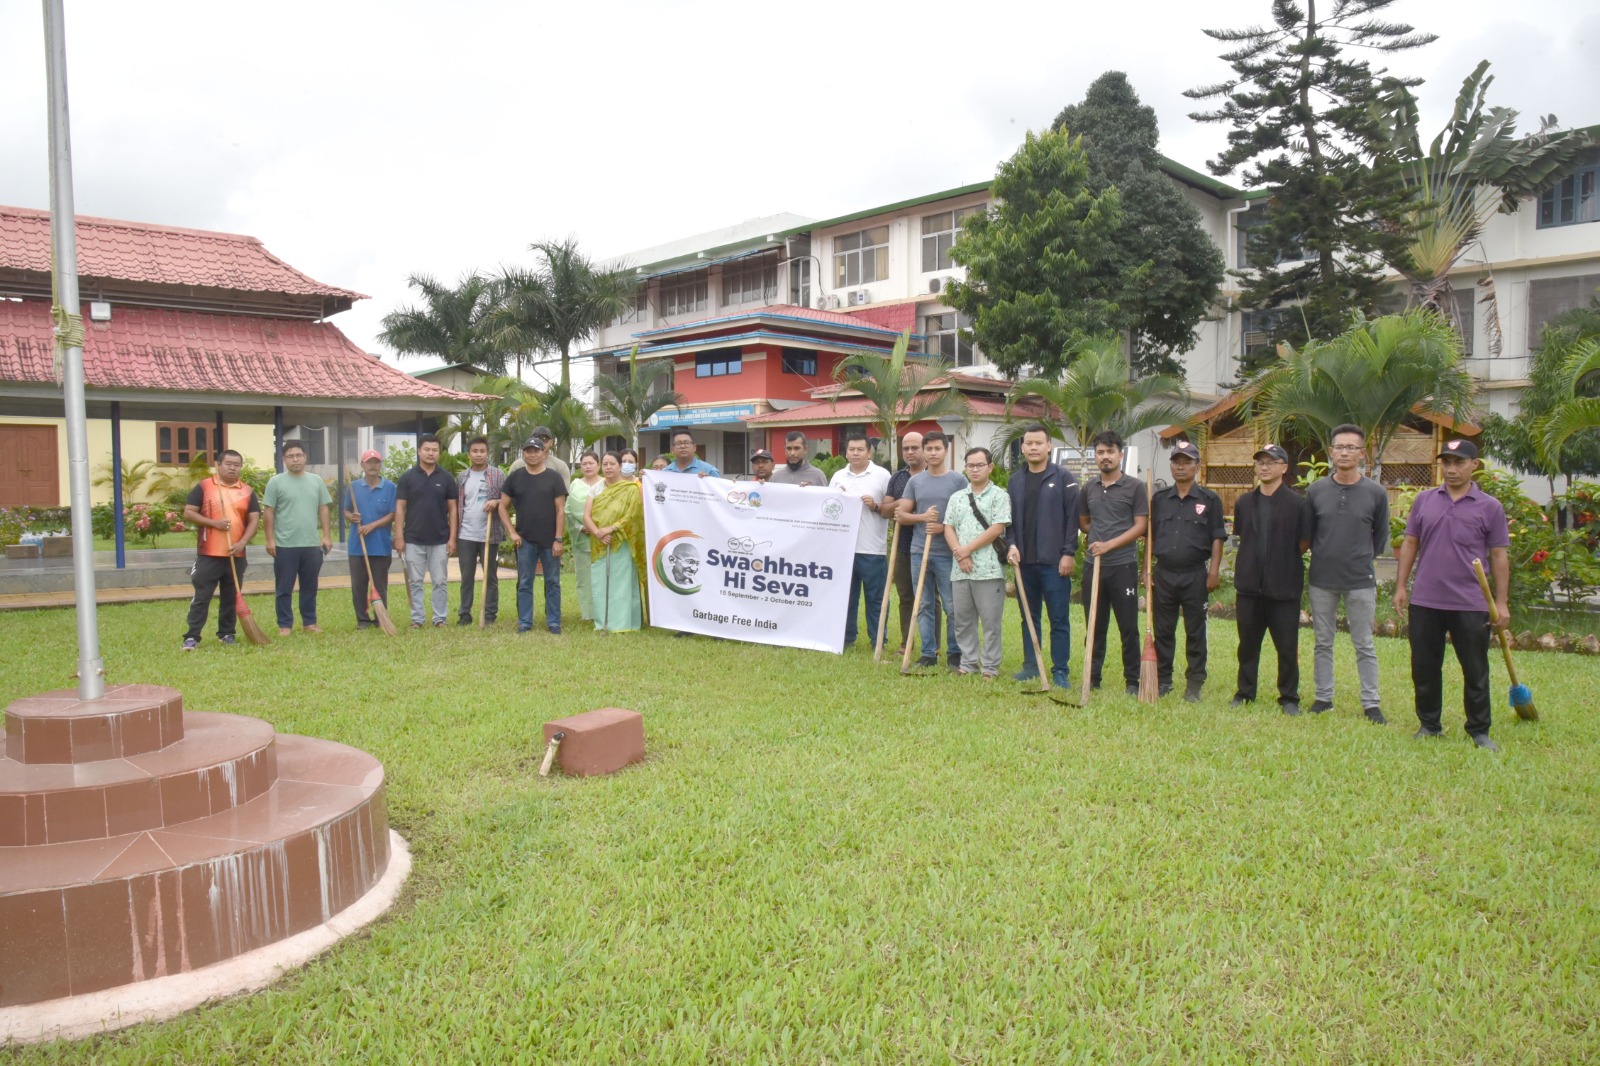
484, 239, 635, 391
467, 376, 617, 464
1538, 338, 1600, 467
1003, 334, 1191, 453
1245, 310, 1477, 481
830, 332, 971, 457
378, 272, 508, 375
592, 346, 685, 451
1377, 63, 1592, 353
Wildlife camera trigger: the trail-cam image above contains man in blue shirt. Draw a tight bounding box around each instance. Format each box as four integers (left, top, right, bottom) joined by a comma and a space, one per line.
343, 449, 397, 628
661, 429, 720, 477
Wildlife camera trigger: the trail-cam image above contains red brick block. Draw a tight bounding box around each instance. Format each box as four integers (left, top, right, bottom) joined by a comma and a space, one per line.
543, 708, 644, 777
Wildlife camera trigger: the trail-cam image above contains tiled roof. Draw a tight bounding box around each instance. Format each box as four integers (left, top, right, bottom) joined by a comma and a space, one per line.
0, 299, 477, 403
0, 206, 365, 301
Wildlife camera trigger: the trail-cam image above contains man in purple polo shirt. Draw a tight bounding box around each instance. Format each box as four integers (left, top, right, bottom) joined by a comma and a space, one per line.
1392, 439, 1510, 751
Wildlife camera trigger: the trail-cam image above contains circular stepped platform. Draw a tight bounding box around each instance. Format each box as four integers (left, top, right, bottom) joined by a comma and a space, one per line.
0, 685, 395, 1011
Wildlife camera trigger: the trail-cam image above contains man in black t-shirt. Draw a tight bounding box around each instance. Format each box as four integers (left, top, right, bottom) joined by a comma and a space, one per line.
394, 435, 459, 628
497, 436, 568, 634
1232, 444, 1312, 714
1004, 425, 1079, 687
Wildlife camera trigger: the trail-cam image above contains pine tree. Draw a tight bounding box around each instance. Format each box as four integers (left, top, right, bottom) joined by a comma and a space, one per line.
944, 128, 1124, 379
1186, 0, 1436, 375
1054, 72, 1225, 379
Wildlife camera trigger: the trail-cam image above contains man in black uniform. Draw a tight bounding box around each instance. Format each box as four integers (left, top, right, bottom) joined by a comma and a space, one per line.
1149, 441, 1227, 702
1231, 444, 1311, 715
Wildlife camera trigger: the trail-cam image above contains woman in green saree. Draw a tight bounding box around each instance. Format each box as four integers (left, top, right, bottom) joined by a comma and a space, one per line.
582, 451, 647, 632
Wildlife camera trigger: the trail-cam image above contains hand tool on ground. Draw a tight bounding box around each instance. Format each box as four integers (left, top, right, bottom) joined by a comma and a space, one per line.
1080, 553, 1103, 706
539, 731, 565, 777
478, 536, 492, 627
1012, 560, 1057, 698
1138, 472, 1159, 704
223, 486, 270, 646
900, 524, 936, 675
350, 497, 397, 636
1472, 557, 1537, 721
873, 521, 901, 663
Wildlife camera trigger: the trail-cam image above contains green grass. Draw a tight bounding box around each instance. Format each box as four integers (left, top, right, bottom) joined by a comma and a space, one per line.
5, 579, 1599, 1063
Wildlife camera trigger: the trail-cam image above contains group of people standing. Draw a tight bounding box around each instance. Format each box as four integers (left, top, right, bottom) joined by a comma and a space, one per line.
179, 420, 1513, 748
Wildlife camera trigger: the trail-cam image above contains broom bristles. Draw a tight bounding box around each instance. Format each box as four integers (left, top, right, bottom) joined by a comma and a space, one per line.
1138, 636, 1160, 703
371, 594, 399, 637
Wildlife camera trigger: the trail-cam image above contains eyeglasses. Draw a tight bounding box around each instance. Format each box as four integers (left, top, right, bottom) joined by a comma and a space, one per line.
964, 462, 991, 470
1330, 445, 1362, 453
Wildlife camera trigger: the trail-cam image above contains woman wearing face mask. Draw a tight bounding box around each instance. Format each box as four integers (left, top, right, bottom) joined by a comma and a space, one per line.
619, 450, 640, 481
566, 452, 604, 622
583, 451, 647, 632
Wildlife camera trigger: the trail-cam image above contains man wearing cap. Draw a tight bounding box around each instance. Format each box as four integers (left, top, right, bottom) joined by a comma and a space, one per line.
524, 425, 571, 484
497, 435, 568, 634
454, 436, 506, 625
829, 433, 892, 648
1306, 424, 1390, 723
394, 434, 459, 629
1231, 444, 1311, 714
748, 448, 775, 482
1078, 430, 1148, 694
343, 449, 396, 628
1149, 440, 1226, 701
770, 431, 828, 486
1393, 439, 1510, 751
1004, 424, 1079, 688
661, 429, 720, 477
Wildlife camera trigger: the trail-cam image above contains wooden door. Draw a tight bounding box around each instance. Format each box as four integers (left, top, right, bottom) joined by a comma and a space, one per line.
0, 425, 60, 506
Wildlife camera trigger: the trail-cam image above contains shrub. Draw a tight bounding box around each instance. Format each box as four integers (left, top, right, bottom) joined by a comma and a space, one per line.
89, 502, 187, 547
0, 506, 72, 547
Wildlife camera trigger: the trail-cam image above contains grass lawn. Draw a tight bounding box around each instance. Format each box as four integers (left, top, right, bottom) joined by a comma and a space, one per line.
5, 577, 1598, 1063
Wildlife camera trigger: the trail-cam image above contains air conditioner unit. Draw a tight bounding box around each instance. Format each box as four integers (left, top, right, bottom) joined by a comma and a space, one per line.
849, 289, 869, 306
820, 294, 841, 311
927, 278, 943, 295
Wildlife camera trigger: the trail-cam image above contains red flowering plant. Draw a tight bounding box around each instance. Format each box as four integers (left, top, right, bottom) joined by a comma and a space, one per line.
88, 502, 187, 547
1475, 466, 1600, 608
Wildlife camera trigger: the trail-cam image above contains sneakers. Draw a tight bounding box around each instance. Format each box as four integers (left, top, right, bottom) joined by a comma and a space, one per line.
219, 635, 238, 646
1124, 683, 1139, 697
947, 652, 961, 669
457, 616, 473, 626
279, 627, 293, 636
1281, 701, 1301, 717
548, 627, 562, 636
1308, 699, 1334, 714
1012, 668, 1040, 682
1230, 695, 1250, 708
916, 655, 937, 668
1363, 706, 1388, 726
411, 622, 424, 630
1158, 685, 1173, 698
1471, 733, 1501, 752
1052, 670, 1071, 690
1183, 682, 1203, 703
1413, 727, 1443, 740
433, 620, 446, 628
181, 637, 199, 651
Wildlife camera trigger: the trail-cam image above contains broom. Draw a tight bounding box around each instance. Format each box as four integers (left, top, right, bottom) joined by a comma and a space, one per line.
222, 486, 270, 646
900, 525, 936, 675
1138, 473, 1159, 703
351, 497, 398, 636
1472, 557, 1537, 721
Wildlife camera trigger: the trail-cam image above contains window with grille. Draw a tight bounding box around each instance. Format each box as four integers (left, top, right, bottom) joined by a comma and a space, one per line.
618, 288, 650, 325
921, 205, 984, 273
156, 422, 219, 466
922, 312, 977, 367
833, 226, 889, 289
722, 257, 778, 308
662, 271, 709, 316
1538, 156, 1600, 229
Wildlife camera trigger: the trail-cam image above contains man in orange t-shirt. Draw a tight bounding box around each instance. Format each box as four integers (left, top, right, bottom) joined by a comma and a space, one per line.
180, 449, 260, 650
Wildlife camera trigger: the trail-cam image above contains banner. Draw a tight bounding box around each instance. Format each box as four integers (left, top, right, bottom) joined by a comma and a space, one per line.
643, 475, 861, 652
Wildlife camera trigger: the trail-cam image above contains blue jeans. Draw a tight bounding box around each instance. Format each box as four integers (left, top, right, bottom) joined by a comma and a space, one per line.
844, 552, 888, 647
515, 542, 562, 632
910, 550, 957, 660
272, 545, 323, 629
1017, 562, 1073, 681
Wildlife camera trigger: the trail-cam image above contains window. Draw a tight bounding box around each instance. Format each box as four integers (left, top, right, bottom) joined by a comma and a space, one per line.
1236, 207, 1309, 268
921, 205, 984, 272
618, 288, 650, 325
695, 349, 742, 377
1527, 274, 1600, 348
833, 226, 889, 289
1240, 309, 1288, 359
1538, 157, 1600, 228
781, 348, 817, 376
722, 257, 778, 308
922, 312, 977, 367
789, 258, 812, 309
662, 270, 709, 316
156, 422, 219, 466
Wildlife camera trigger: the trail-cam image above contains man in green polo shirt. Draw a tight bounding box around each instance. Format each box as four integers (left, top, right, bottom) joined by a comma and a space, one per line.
263, 441, 332, 635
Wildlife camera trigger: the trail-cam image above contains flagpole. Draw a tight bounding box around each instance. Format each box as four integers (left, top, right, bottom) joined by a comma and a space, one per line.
43, 0, 105, 700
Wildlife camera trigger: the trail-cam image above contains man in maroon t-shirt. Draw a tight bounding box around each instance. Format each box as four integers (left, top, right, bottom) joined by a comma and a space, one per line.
1393, 439, 1510, 751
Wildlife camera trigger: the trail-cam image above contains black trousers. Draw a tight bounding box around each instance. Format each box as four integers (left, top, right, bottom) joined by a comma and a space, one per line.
348, 554, 392, 624
457, 540, 500, 622
1235, 594, 1300, 705
1408, 605, 1493, 736
1083, 560, 1139, 687
894, 539, 938, 649
1153, 564, 1209, 688
184, 554, 246, 641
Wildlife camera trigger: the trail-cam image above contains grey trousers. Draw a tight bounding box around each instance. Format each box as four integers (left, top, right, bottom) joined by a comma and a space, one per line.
1309, 584, 1381, 707
952, 578, 1005, 675
404, 542, 450, 625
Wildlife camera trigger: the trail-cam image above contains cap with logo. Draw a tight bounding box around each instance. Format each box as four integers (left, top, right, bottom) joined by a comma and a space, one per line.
1171, 441, 1201, 462
750, 448, 774, 461
1253, 444, 1289, 463
359, 449, 382, 463
521, 436, 548, 451
1437, 439, 1479, 460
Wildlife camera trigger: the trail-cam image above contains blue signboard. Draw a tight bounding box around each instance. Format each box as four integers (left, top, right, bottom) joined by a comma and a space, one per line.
647, 403, 759, 427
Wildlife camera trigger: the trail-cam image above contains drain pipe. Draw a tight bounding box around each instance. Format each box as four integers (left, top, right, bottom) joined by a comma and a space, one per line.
1222, 199, 1255, 387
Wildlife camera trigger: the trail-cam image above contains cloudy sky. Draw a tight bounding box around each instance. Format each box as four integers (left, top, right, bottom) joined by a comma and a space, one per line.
2, 0, 1592, 376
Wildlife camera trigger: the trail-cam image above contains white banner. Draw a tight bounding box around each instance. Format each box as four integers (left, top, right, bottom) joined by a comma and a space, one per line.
643, 475, 861, 652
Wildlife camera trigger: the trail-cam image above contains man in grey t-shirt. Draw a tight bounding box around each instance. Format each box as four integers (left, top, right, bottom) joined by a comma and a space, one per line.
1306, 424, 1390, 723
895, 431, 967, 668
768, 431, 828, 486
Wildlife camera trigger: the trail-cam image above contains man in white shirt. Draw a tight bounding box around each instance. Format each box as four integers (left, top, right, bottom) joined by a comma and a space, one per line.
828, 433, 892, 649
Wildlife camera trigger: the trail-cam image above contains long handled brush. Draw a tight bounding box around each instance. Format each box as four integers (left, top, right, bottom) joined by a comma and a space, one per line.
478, 538, 493, 627
352, 499, 398, 636
873, 525, 901, 663
900, 525, 936, 675
222, 487, 270, 646
1012, 561, 1053, 697
1138, 474, 1159, 704
1472, 557, 1537, 721
1080, 554, 1103, 706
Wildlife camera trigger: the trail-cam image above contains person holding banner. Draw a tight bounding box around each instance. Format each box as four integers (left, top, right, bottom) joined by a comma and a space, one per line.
583, 451, 647, 632
897, 431, 965, 670
946, 447, 1012, 679
662, 429, 720, 477
829, 434, 891, 648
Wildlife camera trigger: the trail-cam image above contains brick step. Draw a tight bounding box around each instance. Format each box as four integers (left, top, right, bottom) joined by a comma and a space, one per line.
0, 712, 278, 846
4, 684, 185, 764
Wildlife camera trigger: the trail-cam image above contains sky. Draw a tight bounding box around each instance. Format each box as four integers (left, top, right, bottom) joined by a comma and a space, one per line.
2, 0, 1593, 378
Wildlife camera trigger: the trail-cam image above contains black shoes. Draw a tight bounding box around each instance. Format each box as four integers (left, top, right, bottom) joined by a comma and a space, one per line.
1413, 727, 1443, 739
1183, 683, 1202, 704
457, 616, 472, 626
1281, 701, 1301, 717
1125, 683, 1140, 697
1230, 695, 1249, 708
1363, 706, 1387, 726
1308, 699, 1334, 714
1158, 685, 1173, 698
1471, 733, 1501, 752
917, 655, 937, 668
